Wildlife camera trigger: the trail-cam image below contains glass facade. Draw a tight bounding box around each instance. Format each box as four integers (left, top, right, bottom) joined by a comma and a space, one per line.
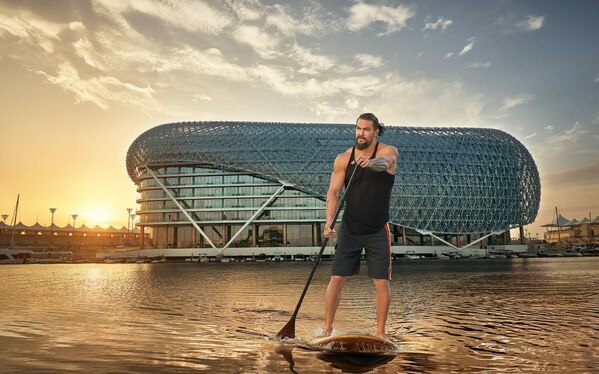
127, 121, 541, 250
136, 166, 326, 249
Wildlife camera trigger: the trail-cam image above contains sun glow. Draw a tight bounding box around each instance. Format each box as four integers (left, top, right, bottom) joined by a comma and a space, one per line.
80, 208, 114, 228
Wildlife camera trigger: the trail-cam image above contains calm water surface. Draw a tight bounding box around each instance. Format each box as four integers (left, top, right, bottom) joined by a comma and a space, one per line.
1, 257, 597, 373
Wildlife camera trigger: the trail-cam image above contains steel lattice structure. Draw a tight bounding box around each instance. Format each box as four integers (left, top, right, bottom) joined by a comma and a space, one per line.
127, 121, 540, 234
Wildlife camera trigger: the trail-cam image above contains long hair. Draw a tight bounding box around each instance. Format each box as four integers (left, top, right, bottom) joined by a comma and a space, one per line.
357, 112, 384, 135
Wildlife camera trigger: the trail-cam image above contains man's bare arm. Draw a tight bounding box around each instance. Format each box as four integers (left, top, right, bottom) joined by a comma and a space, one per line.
324, 153, 347, 237
353, 145, 398, 173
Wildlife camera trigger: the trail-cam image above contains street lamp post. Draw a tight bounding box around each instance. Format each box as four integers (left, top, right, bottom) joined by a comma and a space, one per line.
1, 214, 7, 246
126, 208, 132, 246
49, 208, 56, 244
130, 213, 136, 247
71, 214, 78, 237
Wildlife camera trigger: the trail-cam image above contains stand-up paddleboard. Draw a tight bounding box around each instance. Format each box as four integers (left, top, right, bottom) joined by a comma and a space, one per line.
305, 332, 399, 356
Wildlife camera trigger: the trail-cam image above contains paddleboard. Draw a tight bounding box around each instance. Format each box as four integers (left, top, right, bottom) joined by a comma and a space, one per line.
305, 332, 399, 356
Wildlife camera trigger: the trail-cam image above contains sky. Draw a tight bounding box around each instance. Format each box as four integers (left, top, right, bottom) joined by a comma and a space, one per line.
0, 0, 597, 238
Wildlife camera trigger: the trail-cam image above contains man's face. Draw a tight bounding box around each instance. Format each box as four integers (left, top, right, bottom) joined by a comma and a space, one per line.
355, 118, 378, 150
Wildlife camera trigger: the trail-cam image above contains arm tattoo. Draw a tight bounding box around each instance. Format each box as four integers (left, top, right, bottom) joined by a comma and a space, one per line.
368, 157, 389, 172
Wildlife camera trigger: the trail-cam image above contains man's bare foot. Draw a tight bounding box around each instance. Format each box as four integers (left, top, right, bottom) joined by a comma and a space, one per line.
314, 327, 333, 339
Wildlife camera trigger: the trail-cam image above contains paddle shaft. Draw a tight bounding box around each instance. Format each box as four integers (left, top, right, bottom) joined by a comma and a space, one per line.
277, 164, 359, 339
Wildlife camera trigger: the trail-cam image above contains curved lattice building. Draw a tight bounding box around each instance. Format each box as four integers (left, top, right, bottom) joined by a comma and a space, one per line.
126, 121, 540, 253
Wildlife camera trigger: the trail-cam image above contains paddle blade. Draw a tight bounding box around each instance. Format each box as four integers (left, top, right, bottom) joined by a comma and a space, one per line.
276, 316, 296, 340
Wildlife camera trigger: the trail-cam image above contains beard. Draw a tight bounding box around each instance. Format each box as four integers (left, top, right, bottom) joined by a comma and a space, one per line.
355, 137, 371, 150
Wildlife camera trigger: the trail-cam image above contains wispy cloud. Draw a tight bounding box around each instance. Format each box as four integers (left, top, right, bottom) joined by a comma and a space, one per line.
0, 10, 65, 53
500, 94, 534, 111
193, 94, 212, 102
346, 2, 415, 36
468, 62, 491, 68
354, 53, 384, 71
525, 133, 537, 139
488, 94, 535, 119
443, 38, 475, 59
544, 124, 555, 132
231, 25, 280, 59
292, 44, 335, 75
153, 46, 253, 85
73, 37, 105, 69
547, 121, 589, 144
458, 41, 474, 56
37, 62, 156, 111
266, 3, 334, 36
362, 76, 485, 125
96, 0, 232, 34
517, 15, 545, 32
422, 16, 453, 31
225, 0, 262, 21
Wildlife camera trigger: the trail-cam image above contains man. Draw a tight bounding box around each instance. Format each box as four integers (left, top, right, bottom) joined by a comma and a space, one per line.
321, 112, 398, 339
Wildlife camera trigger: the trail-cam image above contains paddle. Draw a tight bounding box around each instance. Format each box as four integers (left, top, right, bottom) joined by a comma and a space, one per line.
277, 164, 359, 340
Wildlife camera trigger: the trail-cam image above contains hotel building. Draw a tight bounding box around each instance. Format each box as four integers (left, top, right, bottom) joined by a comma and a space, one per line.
120, 121, 540, 259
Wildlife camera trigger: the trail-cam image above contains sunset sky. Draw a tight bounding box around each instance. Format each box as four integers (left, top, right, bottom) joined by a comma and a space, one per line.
1, 0, 597, 238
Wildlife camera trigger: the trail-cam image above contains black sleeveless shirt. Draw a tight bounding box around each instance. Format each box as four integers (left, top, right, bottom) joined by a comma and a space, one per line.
341, 142, 395, 235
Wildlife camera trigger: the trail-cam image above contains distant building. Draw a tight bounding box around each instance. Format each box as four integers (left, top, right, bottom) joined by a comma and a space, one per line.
542, 214, 599, 246
0, 222, 149, 259
122, 121, 540, 258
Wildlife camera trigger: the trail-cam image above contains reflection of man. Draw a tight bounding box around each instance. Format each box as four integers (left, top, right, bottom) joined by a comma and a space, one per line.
321, 113, 398, 338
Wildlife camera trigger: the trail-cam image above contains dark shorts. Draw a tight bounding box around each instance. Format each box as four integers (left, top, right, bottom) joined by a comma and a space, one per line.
332, 222, 392, 280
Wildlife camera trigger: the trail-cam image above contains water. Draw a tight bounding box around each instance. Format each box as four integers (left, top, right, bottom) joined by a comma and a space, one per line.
0, 258, 597, 373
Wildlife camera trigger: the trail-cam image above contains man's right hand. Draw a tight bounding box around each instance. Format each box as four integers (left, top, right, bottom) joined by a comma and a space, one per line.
324, 225, 336, 238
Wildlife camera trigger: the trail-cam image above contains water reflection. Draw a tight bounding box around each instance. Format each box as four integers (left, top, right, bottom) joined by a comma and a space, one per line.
0, 258, 597, 373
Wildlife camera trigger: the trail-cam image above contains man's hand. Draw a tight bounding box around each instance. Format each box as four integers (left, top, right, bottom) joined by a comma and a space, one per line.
324, 224, 336, 238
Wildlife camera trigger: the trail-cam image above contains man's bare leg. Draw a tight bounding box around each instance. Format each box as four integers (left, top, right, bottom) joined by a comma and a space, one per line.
373, 278, 390, 338
320, 275, 347, 337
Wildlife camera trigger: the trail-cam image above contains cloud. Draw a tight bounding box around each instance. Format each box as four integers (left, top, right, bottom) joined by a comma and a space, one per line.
73, 37, 105, 69
231, 25, 280, 59
193, 94, 212, 102
517, 15, 544, 32
292, 44, 336, 75
346, 2, 415, 36
546, 121, 589, 145
595, 73, 599, 83
422, 16, 453, 31
468, 62, 491, 68
265, 3, 335, 36
525, 133, 537, 139
95, 0, 232, 34
458, 41, 474, 56
500, 94, 534, 111
0, 10, 66, 53
354, 53, 384, 70
458, 43, 474, 56
38, 62, 157, 111
360, 75, 484, 126
225, 0, 262, 21
153, 46, 251, 82
443, 38, 475, 59
544, 124, 555, 132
